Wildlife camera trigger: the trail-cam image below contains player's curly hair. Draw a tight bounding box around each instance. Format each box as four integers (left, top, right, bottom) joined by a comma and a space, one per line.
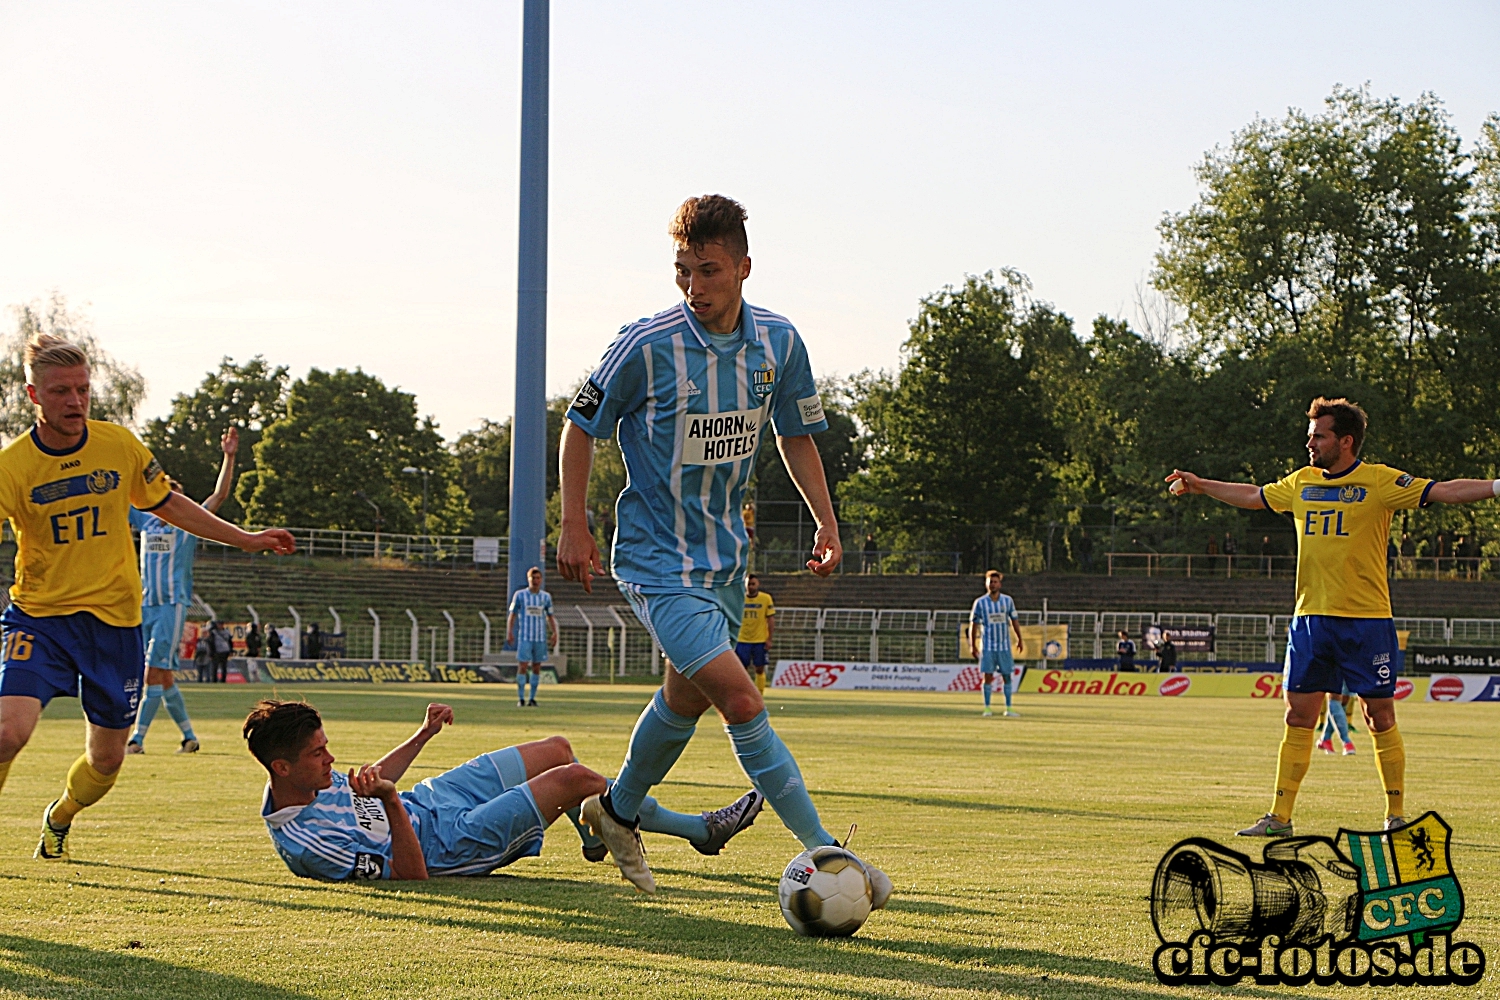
24, 333, 89, 383
670, 194, 749, 259
1307, 396, 1367, 456
243, 700, 323, 772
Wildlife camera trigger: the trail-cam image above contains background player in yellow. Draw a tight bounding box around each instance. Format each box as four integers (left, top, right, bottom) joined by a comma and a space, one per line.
735, 574, 775, 693
0, 336, 296, 860
1166, 397, 1499, 836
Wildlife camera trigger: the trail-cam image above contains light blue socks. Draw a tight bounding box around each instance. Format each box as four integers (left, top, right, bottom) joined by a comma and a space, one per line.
1323, 698, 1350, 743
609, 689, 698, 821
131, 685, 164, 743
726, 710, 835, 848
1002, 675, 1013, 710
517, 674, 527, 702
161, 684, 196, 741
982, 680, 992, 708
529, 671, 540, 703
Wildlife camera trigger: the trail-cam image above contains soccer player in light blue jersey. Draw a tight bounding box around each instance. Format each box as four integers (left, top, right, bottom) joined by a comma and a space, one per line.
245, 699, 762, 881
969, 570, 1025, 717
125, 428, 239, 754
558, 195, 892, 905
507, 566, 555, 707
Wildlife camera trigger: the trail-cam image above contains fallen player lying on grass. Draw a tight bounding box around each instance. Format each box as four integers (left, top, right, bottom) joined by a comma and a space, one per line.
244, 699, 763, 881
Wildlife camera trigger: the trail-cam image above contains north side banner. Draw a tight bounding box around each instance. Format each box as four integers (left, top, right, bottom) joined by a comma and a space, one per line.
1019, 669, 1434, 700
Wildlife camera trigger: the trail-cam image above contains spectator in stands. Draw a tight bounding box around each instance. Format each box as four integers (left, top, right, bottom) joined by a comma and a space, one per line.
1387, 538, 1398, 578
1435, 531, 1451, 574
1204, 535, 1219, 573
1260, 535, 1273, 574
1223, 532, 1237, 574
210, 621, 233, 682
246, 623, 263, 658
1116, 630, 1137, 672
305, 623, 323, 661
1157, 636, 1178, 674
195, 632, 213, 684
1076, 530, 1094, 573
266, 624, 283, 660
862, 534, 879, 574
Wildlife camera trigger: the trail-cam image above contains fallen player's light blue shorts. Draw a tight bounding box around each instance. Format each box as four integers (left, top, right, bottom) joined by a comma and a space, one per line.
980, 648, 1014, 676
1282, 615, 1398, 699
618, 581, 745, 677
400, 747, 546, 876
142, 604, 186, 669
515, 639, 549, 664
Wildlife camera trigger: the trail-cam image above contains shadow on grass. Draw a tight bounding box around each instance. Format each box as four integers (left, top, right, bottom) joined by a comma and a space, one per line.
0, 935, 313, 1000
44, 872, 1339, 1000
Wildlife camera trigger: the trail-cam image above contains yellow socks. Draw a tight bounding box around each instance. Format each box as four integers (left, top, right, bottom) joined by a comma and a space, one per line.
0, 757, 11, 796
48, 755, 119, 828
1372, 725, 1406, 818
754, 671, 766, 694
1271, 725, 1316, 822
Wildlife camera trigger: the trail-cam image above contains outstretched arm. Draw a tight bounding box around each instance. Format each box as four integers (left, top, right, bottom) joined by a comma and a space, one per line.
1427, 479, 1500, 505
374, 703, 453, 783
152, 491, 295, 553
557, 422, 604, 592
1165, 470, 1264, 509
777, 434, 842, 575
202, 427, 238, 514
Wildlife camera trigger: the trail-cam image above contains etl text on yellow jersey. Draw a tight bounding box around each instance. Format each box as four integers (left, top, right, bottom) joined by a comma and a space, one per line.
0, 422, 172, 626
739, 592, 776, 644
1260, 460, 1431, 619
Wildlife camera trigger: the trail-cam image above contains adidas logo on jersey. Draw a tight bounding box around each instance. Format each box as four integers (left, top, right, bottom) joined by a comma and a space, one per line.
682, 379, 702, 396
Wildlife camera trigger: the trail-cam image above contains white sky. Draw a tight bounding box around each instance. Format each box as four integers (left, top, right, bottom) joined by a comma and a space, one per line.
2, 1, 1497, 439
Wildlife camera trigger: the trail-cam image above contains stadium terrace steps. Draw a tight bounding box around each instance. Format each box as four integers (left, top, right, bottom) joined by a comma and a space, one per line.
186, 556, 1500, 621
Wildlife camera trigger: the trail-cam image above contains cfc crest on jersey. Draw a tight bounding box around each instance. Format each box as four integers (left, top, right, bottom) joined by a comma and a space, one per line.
752, 363, 775, 398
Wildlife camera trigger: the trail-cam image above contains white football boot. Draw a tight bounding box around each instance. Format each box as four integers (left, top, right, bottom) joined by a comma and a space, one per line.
581, 794, 655, 894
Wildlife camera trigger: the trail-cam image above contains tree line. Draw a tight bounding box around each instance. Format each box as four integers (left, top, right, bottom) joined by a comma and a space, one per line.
6, 87, 1497, 570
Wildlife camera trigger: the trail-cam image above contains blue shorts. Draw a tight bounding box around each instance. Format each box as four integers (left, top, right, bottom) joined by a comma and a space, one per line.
1283, 615, 1399, 699
618, 581, 744, 677
515, 639, 549, 665
400, 747, 546, 875
0, 606, 144, 729
980, 648, 1014, 676
142, 604, 187, 669
736, 642, 768, 668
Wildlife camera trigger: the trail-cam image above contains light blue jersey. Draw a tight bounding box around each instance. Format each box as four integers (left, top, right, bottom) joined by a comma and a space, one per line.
567, 300, 828, 589
508, 588, 554, 644
130, 508, 195, 607
971, 593, 1018, 654
262, 769, 401, 881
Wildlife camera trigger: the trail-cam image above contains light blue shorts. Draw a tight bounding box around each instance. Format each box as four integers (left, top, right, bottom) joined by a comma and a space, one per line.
515, 639, 549, 665
142, 604, 187, 669
618, 581, 745, 677
980, 648, 1014, 677
400, 747, 546, 876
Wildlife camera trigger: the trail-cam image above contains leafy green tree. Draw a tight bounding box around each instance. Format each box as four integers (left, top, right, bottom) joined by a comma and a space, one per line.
751, 374, 863, 509
142, 356, 289, 522
1, 293, 146, 439
838, 270, 1061, 562
240, 368, 469, 534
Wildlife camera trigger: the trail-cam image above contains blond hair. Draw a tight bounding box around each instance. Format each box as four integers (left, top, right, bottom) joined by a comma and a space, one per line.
985, 569, 1003, 581
24, 334, 89, 383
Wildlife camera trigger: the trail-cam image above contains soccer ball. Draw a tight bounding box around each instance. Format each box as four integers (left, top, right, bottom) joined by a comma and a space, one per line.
778, 846, 873, 937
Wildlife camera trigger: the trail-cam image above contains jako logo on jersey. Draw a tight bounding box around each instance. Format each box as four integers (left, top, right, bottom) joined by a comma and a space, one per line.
59, 459, 79, 470
682, 408, 760, 465
751, 363, 775, 398
1300, 485, 1368, 502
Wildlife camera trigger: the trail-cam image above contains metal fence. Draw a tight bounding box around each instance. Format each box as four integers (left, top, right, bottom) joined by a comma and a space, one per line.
1108, 552, 1494, 581
206, 600, 1500, 675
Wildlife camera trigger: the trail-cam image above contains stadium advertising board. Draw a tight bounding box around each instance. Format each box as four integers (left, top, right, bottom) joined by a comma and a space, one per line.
773, 661, 999, 692
254, 660, 556, 684
1022, 671, 1431, 701
1424, 674, 1500, 702
1143, 624, 1214, 654
958, 624, 1067, 660
1408, 646, 1500, 671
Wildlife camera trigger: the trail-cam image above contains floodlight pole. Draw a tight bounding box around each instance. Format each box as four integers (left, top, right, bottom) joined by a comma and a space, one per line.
507, 0, 549, 605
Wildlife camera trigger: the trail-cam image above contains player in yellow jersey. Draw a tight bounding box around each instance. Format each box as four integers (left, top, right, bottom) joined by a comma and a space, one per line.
735, 575, 776, 693
1167, 397, 1499, 836
0, 336, 295, 859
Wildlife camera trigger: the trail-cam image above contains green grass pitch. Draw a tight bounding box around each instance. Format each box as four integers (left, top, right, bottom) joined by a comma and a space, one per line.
0, 684, 1495, 999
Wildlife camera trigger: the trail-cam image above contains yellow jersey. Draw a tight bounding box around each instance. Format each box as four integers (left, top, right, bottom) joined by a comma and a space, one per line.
1260, 460, 1431, 619
739, 591, 776, 644
0, 421, 172, 627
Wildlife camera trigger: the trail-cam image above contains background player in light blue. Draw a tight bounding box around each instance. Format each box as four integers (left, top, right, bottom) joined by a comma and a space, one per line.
558, 195, 891, 906
506, 566, 555, 707
245, 699, 762, 881
126, 427, 238, 754
969, 570, 1024, 717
